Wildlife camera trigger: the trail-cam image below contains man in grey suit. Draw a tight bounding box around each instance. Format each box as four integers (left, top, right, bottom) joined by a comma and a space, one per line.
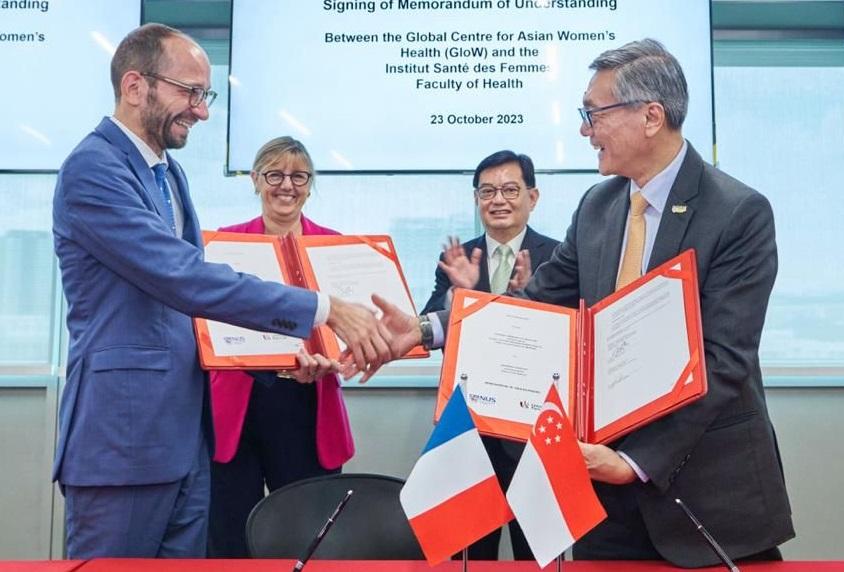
53, 24, 390, 558
373, 39, 794, 567
421, 150, 559, 560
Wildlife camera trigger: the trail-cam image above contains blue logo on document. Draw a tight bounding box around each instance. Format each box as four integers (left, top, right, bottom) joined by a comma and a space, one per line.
468, 393, 496, 406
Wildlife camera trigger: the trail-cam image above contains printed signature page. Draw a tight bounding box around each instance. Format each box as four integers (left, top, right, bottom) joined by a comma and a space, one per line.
203, 240, 304, 357
453, 295, 572, 424
592, 276, 689, 432
306, 242, 416, 352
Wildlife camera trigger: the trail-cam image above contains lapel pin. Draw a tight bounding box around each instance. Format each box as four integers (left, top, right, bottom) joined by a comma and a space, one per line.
671, 204, 687, 214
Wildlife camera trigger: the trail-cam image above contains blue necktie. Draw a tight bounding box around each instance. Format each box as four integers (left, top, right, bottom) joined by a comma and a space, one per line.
152, 163, 177, 235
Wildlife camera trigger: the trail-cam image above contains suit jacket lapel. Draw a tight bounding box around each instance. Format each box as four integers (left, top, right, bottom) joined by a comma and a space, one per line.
471, 236, 491, 292
95, 118, 173, 227
521, 226, 544, 274
648, 143, 702, 270
166, 154, 202, 247
597, 179, 631, 298
480, 226, 552, 286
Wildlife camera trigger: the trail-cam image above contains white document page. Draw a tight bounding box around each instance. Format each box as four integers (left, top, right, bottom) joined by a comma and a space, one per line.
306, 242, 416, 351
452, 296, 572, 425
204, 241, 304, 357
592, 276, 690, 431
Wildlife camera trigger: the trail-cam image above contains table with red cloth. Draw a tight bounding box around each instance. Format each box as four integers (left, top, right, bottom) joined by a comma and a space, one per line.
3, 560, 842, 572
0, 563, 85, 572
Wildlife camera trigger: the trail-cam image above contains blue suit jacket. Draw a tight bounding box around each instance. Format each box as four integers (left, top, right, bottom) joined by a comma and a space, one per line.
52, 117, 318, 486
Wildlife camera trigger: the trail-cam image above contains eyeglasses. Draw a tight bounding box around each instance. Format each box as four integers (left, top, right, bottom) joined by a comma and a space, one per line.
261, 170, 312, 187
475, 184, 523, 201
578, 101, 642, 128
141, 72, 218, 108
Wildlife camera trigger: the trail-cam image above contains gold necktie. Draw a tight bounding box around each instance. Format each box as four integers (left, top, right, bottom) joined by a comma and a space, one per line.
616, 191, 649, 290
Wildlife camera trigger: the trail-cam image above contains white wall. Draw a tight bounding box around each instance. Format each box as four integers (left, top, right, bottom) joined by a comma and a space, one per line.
0, 385, 840, 560
343, 386, 844, 561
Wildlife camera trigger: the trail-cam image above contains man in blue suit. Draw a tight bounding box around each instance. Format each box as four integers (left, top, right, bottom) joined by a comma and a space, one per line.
52, 23, 390, 558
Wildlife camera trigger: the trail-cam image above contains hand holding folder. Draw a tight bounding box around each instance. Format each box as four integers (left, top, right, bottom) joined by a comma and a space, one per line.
436, 249, 707, 444
194, 232, 428, 372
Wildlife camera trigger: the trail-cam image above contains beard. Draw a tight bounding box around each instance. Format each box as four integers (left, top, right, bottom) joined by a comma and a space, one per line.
141, 90, 190, 151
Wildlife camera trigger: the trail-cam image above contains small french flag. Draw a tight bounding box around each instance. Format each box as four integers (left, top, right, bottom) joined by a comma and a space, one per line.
399, 387, 513, 565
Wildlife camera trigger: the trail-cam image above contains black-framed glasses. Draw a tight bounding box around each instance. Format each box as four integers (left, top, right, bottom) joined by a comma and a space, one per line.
141, 72, 218, 108
475, 184, 523, 200
578, 101, 642, 128
261, 170, 312, 187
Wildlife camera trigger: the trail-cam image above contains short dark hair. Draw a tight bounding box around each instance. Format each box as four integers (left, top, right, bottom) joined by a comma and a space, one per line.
110, 23, 186, 101
472, 150, 536, 188
589, 38, 688, 130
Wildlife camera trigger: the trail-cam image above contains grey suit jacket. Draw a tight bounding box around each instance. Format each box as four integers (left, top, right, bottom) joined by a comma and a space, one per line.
434, 144, 794, 566
524, 143, 794, 565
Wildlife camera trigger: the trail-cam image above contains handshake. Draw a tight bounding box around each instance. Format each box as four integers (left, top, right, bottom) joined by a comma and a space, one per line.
294, 235, 533, 384
322, 294, 425, 383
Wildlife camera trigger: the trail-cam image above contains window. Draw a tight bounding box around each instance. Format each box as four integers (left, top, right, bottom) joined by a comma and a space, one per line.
0, 37, 841, 387
714, 41, 844, 384
0, 174, 59, 367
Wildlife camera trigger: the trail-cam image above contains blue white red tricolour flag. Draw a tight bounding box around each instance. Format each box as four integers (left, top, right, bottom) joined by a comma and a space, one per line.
506, 384, 607, 567
399, 387, 513, 565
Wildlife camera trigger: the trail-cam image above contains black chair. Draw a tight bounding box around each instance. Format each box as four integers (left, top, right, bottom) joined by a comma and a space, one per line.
246, 473, 425, 560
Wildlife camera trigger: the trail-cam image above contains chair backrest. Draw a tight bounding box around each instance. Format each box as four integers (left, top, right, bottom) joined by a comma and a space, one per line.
246, 473, 424, 560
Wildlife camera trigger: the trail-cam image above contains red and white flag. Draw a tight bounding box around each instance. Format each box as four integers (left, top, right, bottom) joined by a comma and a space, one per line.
506, 385, 607, 567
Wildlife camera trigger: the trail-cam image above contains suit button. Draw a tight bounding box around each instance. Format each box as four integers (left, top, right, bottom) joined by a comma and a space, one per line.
271, 318, 297, 330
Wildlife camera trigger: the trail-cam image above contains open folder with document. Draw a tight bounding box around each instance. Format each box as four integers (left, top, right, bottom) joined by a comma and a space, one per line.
194, 231, 428, 370
435, 249, 706, 445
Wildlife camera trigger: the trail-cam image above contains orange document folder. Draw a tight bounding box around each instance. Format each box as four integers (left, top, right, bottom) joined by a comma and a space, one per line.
435, 249, 706, 445
194, 231, 428, 370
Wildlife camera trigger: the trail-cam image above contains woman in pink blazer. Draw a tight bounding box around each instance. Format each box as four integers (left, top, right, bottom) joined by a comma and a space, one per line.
208, 137, 354, 557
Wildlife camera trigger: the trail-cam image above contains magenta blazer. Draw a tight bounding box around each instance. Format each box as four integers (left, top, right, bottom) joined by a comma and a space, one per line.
210, 215, 355, 469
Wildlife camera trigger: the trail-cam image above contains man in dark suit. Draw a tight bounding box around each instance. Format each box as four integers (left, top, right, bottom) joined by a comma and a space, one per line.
421, 150, 559, 560
52, 24, 390, 558
374, 39, 794, 567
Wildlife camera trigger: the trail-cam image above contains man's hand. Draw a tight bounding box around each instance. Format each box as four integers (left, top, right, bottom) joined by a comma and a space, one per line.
373, 294, 423, 359
339, 294, 423, 383
578, 441, 636, 484
438, 236, 482, 289
278, 349, 338, 384
326, 296, 392, 377
508, 249, 532, 292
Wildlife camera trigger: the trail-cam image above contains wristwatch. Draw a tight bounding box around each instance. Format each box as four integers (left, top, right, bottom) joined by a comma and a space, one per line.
418, 314, 434, 350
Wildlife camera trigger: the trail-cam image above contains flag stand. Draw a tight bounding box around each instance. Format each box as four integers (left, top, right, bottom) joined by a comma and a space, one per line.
461, 547, 469, 572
